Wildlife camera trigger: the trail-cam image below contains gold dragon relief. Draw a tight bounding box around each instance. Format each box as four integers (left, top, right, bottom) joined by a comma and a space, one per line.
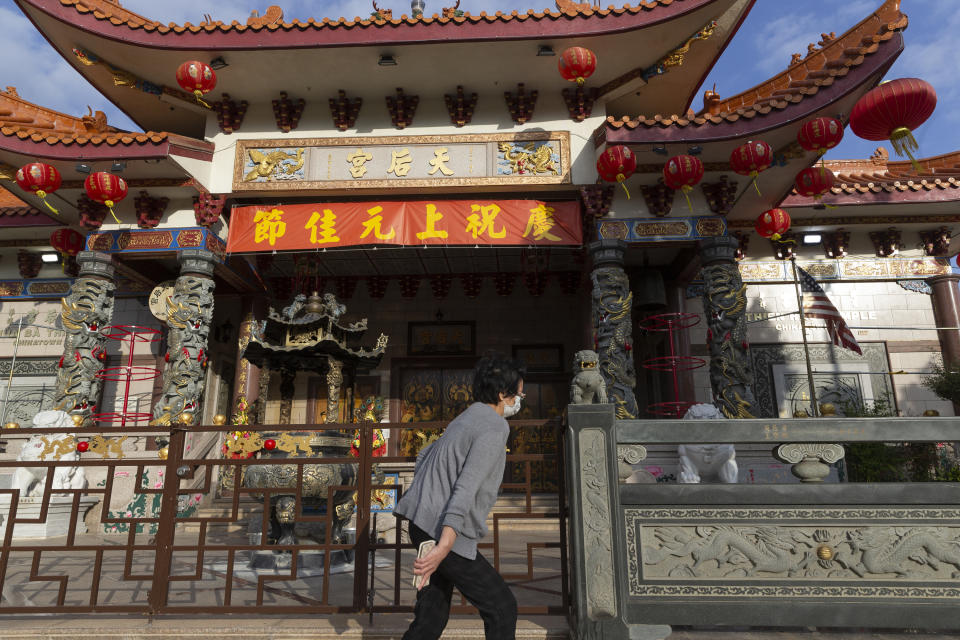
243, 148, 306, 182
496, 141, 561, 176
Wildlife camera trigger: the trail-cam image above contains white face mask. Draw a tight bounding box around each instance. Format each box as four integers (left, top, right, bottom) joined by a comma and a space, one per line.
502, 394, 522, 418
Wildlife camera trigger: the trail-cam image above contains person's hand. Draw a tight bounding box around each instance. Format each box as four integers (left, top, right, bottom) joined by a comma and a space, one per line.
413, 542, 451, 590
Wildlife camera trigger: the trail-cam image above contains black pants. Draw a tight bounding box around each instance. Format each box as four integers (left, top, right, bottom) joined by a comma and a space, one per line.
403, 523, 517, 640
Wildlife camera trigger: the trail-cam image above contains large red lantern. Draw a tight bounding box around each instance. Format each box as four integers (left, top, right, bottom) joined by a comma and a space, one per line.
597, 145, 637, 198
797, 117, 844, 156
729, 140, 773, 194
794, 166, 835, 199
15, 162, 61, 215
84, 172, 128, 223
663, 154, 704, 212
176, 60, 217, 107
755, 208, 791, 241
49, 229, 84, 257
850, 78, 937, 170
558, 47, 597, 86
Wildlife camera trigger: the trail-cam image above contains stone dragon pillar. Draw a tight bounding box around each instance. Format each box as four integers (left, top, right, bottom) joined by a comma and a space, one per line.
231, 296, 266, 424
588, 239, 638, 419
151, 250, 216, 427
698, 236, 755, 418
53, 251, 116, 426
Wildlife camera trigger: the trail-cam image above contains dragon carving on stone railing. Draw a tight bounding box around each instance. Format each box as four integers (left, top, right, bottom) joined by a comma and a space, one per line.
151, 275, 215, 426
53, 278, 115, 425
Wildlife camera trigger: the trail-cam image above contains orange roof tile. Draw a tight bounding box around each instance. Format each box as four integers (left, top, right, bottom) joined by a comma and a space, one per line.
52, 0, 697, 34
0, 184, 27, 208
821, 147, 960, 195
606, 0, 906, 131
0, 86, 119, 137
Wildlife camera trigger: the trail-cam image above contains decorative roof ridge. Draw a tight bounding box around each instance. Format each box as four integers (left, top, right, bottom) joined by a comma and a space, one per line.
604, 0, 906, 131
703, 0, 905, 116
53, 0, 689, 33
0, 86, 120, 137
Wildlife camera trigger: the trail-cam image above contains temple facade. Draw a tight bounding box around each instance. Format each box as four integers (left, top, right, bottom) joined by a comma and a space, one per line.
0, 0, 953, 454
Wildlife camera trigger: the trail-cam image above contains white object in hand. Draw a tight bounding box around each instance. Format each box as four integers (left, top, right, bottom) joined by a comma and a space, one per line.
412, 539, 436, 589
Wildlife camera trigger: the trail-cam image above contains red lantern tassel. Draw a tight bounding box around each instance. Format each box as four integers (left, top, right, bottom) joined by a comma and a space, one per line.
616, 174, 631, 199
890, 127, 924, 172
104, 200, 121, 224
749, 172, 762, 196
681, 185, 693, 212
193, 89, 211, 109
35, 191, 59, 215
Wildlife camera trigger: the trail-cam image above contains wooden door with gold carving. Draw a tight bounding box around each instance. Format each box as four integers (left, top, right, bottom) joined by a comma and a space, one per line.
508, 377, 565, 492
398, 367, 475, 456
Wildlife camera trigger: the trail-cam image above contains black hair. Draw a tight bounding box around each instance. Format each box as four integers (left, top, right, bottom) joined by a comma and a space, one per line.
472, 352, 526, 404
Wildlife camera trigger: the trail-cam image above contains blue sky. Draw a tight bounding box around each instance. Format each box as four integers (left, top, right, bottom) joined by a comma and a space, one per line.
2, 0, 955, 161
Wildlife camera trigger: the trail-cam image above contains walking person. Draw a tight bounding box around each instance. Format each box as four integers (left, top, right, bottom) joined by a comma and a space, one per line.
394, 353, 524, 640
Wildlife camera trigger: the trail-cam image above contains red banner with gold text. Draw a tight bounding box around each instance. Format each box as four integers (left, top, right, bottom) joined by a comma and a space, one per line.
227, 200, 581, 252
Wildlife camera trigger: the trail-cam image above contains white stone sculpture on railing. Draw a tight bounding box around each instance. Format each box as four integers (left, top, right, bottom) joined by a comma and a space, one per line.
11, 410, 85, 497
677, 403, 738, 484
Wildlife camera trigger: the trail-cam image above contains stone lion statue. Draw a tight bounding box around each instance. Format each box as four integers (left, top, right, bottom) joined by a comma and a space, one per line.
677, 403, 737, 484
11, 410, 86, 497
571, 350, 607, 405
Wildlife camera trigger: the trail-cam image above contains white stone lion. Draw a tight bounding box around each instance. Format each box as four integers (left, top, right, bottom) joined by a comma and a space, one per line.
11, 411, 85, 498
677, 403, 738, 484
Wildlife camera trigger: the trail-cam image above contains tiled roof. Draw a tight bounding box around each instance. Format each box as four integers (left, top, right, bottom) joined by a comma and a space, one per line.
56, 0, 689, 33
0, 185, 41, 217
824, 147, 960, 195
605, 0, 906, 131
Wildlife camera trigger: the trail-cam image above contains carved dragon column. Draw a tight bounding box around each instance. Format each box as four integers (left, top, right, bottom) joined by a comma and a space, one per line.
277, 369, 296, 425
151, 249, 216, 427
53, 251, 116, 427
231, 296, 266, 424
325, 358, 344, 423
588, 239, 638, 419
699, 236, 755, 418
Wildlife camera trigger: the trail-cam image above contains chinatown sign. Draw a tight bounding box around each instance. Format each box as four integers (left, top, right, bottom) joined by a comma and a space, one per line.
227, 200, 582, 253
232, 133, 570, 191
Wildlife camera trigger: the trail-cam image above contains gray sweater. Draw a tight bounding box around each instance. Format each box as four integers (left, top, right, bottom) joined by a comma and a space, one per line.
394, 402, 508, 560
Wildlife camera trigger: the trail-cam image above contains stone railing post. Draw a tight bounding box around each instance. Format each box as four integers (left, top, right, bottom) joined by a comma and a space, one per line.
53, 251, 116, 427
698, 236, 756, 418
151, 249, 216, 427
588, 239, 638, 419
776, 443, 845, 482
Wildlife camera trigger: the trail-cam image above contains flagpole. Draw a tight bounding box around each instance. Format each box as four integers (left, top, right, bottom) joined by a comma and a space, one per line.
790, 257, 819, 418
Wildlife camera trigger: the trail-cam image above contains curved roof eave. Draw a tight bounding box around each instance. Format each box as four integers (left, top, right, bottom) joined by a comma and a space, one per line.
0, 129, 213, 162
17, 0, 733, 50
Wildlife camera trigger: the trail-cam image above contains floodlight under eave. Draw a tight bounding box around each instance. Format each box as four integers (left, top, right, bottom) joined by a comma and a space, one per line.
41, 253, 59, 263
537, 46, 555, 57
209, 57, 228, 70
378, 55, 397, 66
803, 234, 822, 245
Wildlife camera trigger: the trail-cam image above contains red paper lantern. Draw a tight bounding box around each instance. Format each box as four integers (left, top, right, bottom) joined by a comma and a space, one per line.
176, 60, 217, 106
755, 208, 791, 241
794, 166, 835, 198
50, 229, 85, 257
15, 162, 61, 215
850, 78, 937, 169
663, 154, 704, 211
84, 172, 127, 223
798, 117, 844, 156
596, 145, 637, 198
729, 140, 773, 194
558, 47, 597, 86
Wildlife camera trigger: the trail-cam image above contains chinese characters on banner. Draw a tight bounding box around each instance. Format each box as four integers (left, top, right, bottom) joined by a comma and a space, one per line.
227, 200, 582, 252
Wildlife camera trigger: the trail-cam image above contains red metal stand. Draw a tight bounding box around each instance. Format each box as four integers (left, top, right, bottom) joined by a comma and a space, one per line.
637, 312, 706, 419
92, 325, 161, 427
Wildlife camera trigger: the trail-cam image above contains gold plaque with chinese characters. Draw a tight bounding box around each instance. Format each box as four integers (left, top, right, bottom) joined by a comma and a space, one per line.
233, 133, 571, 191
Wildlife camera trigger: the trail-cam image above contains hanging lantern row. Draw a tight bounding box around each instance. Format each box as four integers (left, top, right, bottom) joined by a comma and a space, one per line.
662, 154, 704, 212
729, 140, 773, 195
15, 162, 61, 215
754, 208, 791, 241
558, 46, 597, 86
596, 145, 636, 198
794, 166, 835, 200
850, 77, 936, 171
84, 172, 128, 223
175, 60, 217, 107
797, 116, 844, 158
49, 228, 84, 257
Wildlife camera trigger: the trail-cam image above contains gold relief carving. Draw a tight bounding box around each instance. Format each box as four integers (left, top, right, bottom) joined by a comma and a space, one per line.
695, 218, 725, 237
29, 282, 71, 295
598, 220, 629, 240
205, 234, 226, 258
87, 234, 114, 251
891, 259, 950, 276
176, 230, 204, 248
842, 261, 888, 277
0, 161, 16, 181
86, 434, 128, 459
797, 262, 838, 278
117, 231, 174, 250
737, 263, 785, 281
661, 19, 718, 68
243, 148, 306, 182
39, 435, 76, 459
633, 221, 690, 237
223, 432, 264, 457
0, 282, 26, 296
275, 432, 313, 457
496, 141, 560, 176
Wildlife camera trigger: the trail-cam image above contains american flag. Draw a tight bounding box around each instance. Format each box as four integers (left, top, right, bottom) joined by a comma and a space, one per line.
796, 265, 862, 355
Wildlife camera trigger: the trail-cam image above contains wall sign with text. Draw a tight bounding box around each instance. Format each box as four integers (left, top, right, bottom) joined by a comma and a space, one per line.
232, 133, 570, 191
